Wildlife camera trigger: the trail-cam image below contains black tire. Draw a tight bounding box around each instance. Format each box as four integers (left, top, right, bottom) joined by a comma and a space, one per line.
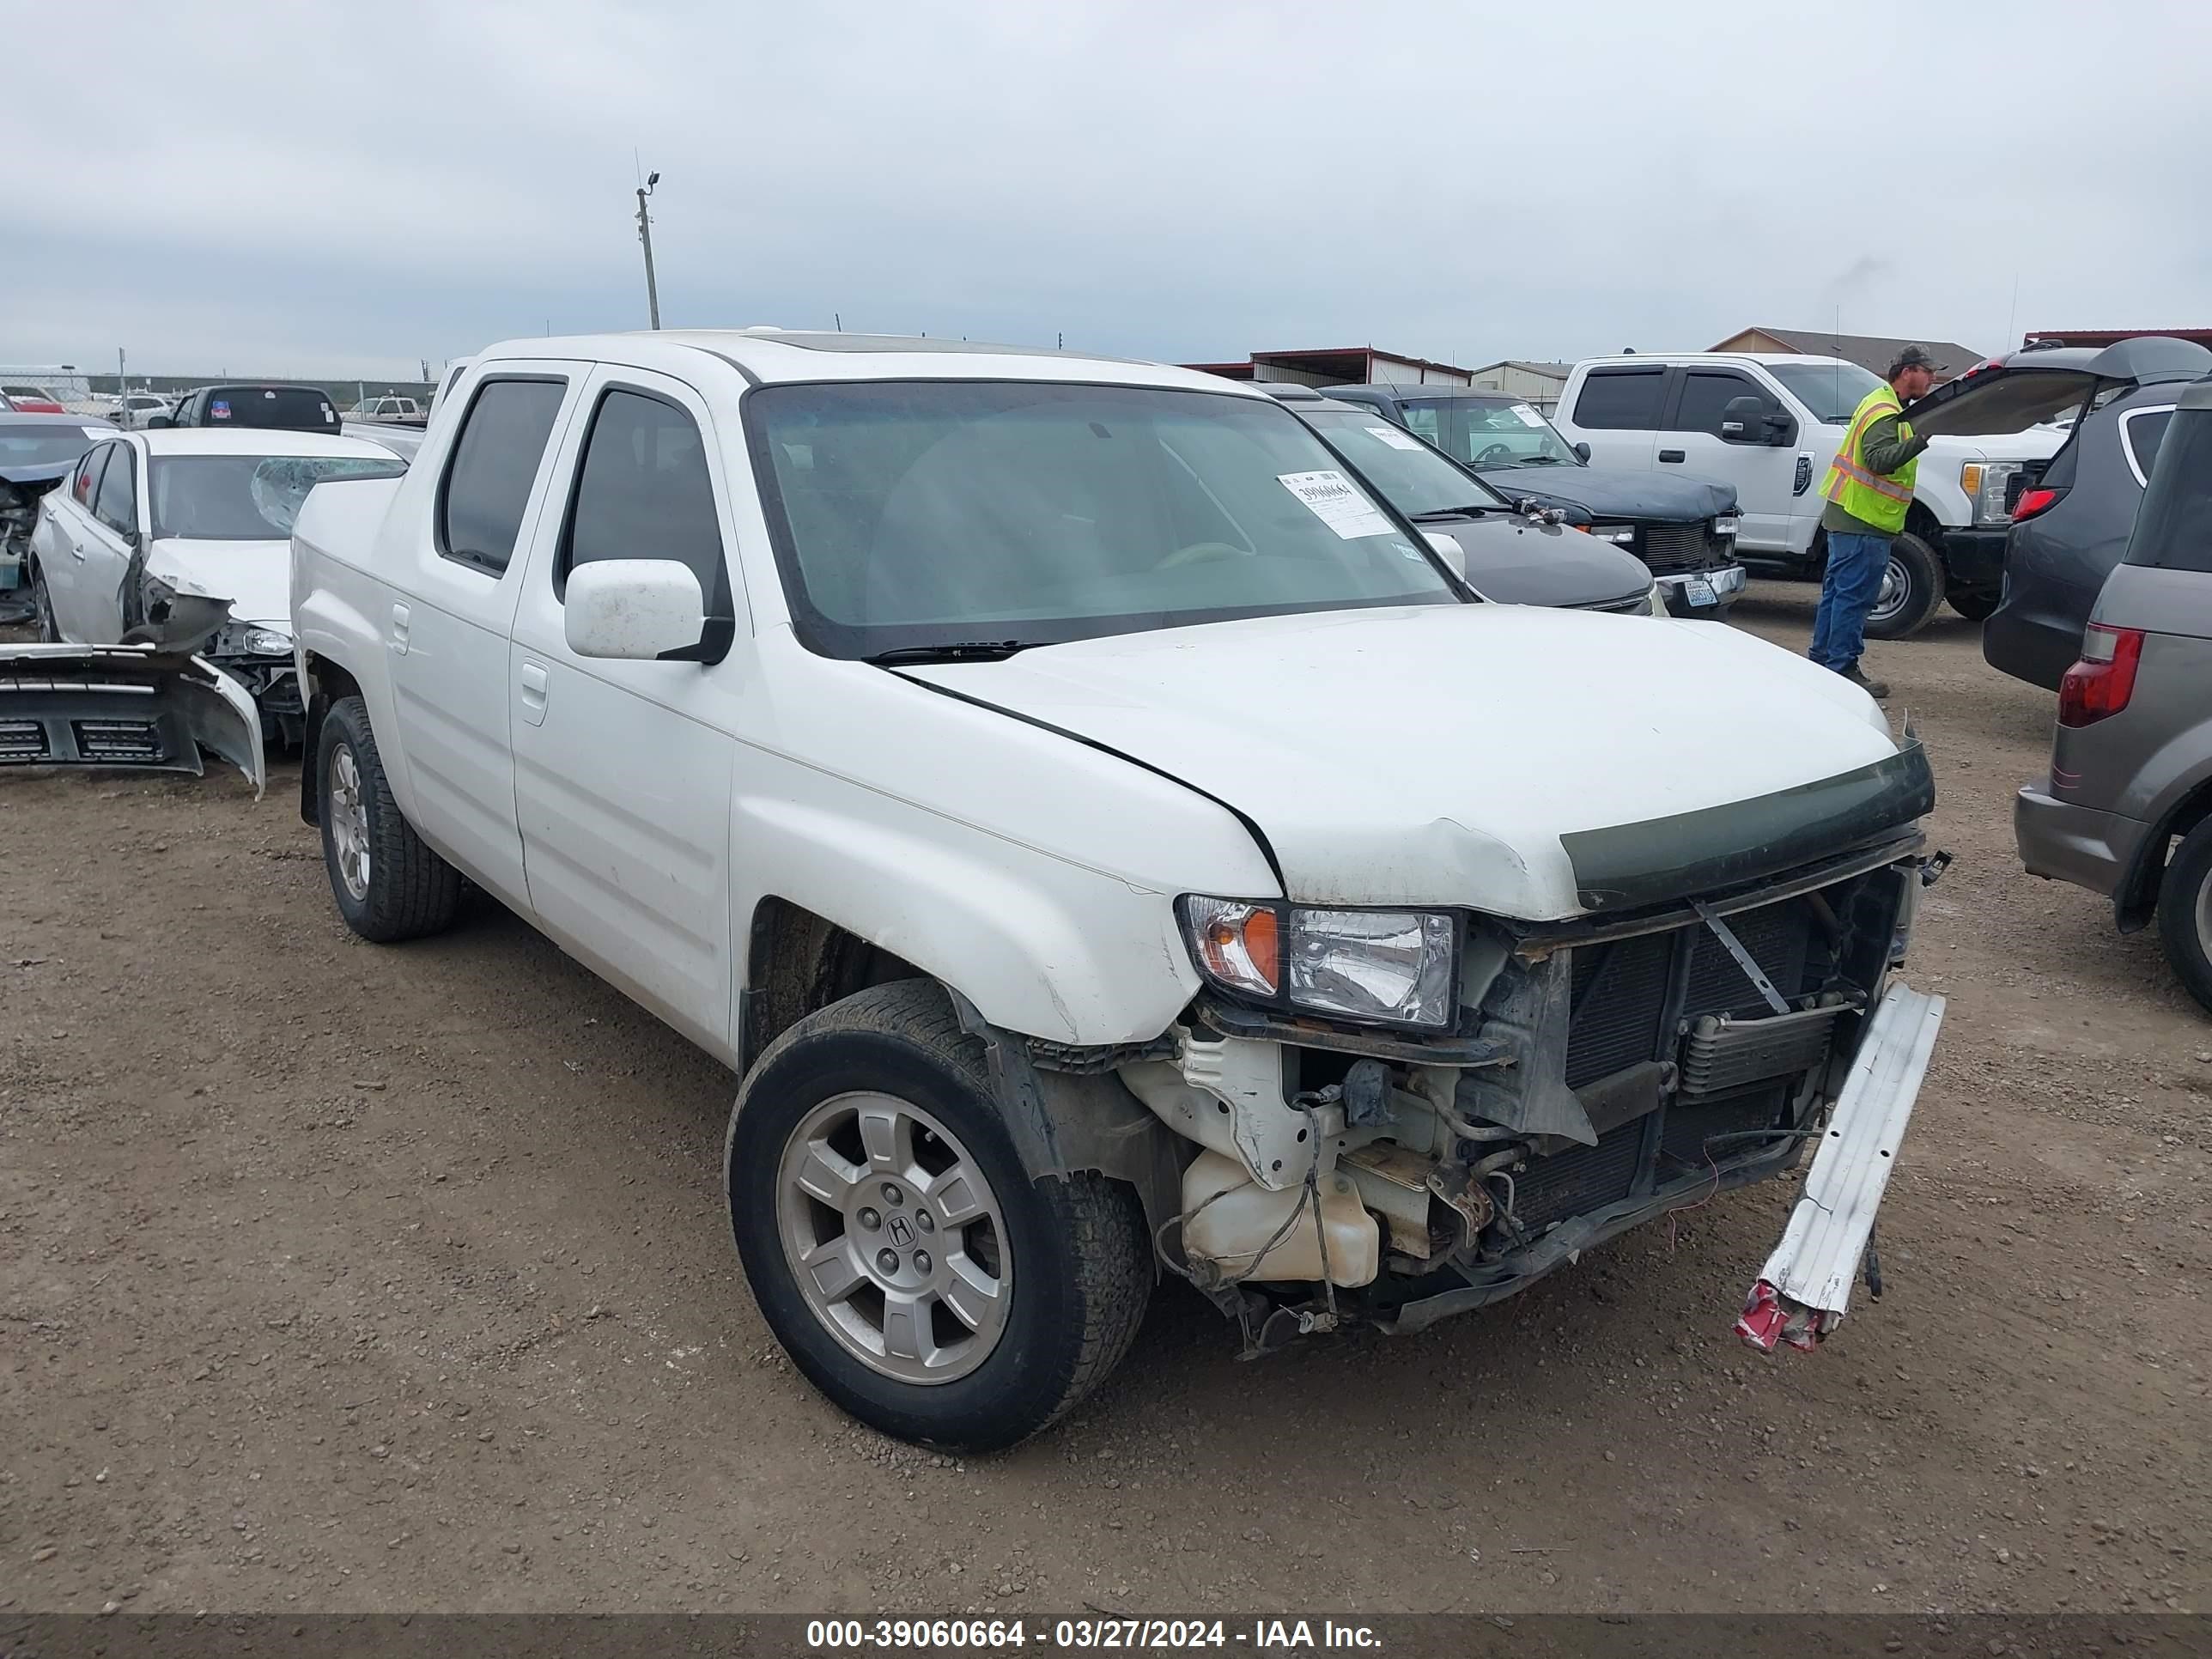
26, 558, 59, 641
315, 695, 461, 943
2155, 819, 2212, 1016
727, 981, 1151, 1450
1862, 531, 1946, 640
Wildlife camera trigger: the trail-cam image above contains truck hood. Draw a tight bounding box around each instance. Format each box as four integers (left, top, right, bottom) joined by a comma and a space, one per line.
1424, 515, 1651, 609
1919, 429, 2065, 464
1474, 463, 1735, 524
145, 537, 292, 636
904, 605, 1922, 920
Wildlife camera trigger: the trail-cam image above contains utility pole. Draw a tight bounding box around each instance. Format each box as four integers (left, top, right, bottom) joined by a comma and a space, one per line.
635, 169, 662, 330
117, 347, 125, 419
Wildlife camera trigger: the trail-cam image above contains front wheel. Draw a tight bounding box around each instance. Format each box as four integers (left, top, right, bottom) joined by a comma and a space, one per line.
727, 981, 1151, 1449
1862, 532, 1947, 640
2155, 820, 2212, 1016
26, 559, 60, 641
315, 696, 461, 943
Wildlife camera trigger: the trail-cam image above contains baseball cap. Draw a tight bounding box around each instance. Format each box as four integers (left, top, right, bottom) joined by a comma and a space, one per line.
1888, 343, 1945, 376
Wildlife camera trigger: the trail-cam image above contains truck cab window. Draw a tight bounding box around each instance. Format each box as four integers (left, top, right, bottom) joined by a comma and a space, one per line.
1672, 370, 1768, 437
557, 388, 726, 604
436, 378, 568, 574
1572, 368, 1666, 430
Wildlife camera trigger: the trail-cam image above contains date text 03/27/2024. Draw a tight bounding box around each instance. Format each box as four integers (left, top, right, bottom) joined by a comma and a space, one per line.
805, 1620, 1382, 1650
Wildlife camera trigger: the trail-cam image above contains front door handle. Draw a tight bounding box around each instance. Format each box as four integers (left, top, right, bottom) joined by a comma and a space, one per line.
69, 539, 87, 561
518, 659, 550, 726
389, 602, 410, 655
1658, 448, 1686, 463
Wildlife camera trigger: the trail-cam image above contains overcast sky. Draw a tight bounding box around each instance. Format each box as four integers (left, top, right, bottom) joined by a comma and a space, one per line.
6, 0, 2207, 380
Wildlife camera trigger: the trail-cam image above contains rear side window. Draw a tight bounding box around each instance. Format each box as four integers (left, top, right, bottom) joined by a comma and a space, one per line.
2124, 409, 2212, 574
92, 444, 137, 533
557, 388, 725, 602
436, 378, 568, 574
1572, 367, 1667, 430
2121, 407, 2174, 488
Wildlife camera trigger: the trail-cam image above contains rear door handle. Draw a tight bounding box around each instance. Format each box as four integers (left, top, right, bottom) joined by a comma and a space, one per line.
1658, 448, 1686, 463
519, 659, 550, 726
389, 602, 410, 655
69, 538, 87, 561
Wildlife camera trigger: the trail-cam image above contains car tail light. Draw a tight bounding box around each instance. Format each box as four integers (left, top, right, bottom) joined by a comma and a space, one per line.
2013, 485, 2066, 523
2057, 625, 2144, 727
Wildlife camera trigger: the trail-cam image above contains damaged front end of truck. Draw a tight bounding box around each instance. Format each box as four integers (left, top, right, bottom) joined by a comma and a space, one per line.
1097, 738, 1948, 1357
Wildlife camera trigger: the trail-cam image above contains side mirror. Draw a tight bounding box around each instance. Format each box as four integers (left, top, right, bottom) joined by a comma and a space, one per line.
145, 414, 173, 429
1422, 530, 1468, 580
1763, 410, 1798, 447
1572, 441, 1592, 463
564, 559, 710, 661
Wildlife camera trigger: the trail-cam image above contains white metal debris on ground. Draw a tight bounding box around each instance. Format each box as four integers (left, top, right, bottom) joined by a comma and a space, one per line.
1736, 981, 1947, 1352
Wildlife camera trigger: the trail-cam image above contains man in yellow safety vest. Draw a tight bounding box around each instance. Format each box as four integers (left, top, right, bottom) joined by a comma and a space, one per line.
1809, 344, 1942, 698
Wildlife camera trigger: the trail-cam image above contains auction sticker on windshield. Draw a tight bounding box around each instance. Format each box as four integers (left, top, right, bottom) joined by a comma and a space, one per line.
1364, 425, 1425, 452
1278, 470, 1394, 539
1510, 404, 1547, 428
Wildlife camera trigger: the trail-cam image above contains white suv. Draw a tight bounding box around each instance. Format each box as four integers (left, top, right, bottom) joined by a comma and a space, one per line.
287, 329, 1947, 1448
1553, 353, 2062, 637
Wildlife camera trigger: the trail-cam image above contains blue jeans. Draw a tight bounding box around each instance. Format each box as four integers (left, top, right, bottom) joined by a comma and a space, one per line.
1810, 531, 1891, 672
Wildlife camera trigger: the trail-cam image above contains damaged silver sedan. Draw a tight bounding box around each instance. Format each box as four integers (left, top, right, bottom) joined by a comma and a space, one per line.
21, 428, 405, 746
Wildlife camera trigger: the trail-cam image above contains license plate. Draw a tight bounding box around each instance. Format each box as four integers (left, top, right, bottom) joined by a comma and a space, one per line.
1686, 579, 1717, 607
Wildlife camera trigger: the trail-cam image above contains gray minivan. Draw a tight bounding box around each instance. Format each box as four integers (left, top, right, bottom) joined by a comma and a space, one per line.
2015, 377, 2212, 1010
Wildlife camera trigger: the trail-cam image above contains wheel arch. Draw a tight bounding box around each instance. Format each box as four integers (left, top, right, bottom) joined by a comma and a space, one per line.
2118, 766, 2212, 933
739, 901, 1186, 1243
295, 650, 363, 826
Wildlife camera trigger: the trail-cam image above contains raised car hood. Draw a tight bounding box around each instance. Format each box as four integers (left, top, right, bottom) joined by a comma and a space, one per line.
905, 605, 1919, 920
1428, 515, 1650, 609
1476, 464, 1735, 524
146, 538, 291, 629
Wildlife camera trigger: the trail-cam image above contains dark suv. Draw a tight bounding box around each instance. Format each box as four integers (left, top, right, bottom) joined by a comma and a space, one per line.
2014, 378, 2212, 1011
1967, 338, 2212, 689
1303, 384, 1746, 617
153, 384, 341, 434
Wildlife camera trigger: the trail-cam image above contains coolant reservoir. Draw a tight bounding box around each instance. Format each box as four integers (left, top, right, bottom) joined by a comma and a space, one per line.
1181, 1150, 1379, 1288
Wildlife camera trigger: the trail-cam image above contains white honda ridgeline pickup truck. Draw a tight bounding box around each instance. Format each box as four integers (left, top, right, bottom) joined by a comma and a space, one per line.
290, 329, 1948, 1449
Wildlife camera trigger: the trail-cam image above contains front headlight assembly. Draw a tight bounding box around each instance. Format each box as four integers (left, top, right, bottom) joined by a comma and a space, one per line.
1178, 896, 1460, 1030
1960, 460, 2026, 526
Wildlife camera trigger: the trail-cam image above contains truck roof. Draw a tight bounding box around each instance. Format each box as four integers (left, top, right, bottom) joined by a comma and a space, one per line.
1572, 352, 1856, 372
471, 329, 1267, 397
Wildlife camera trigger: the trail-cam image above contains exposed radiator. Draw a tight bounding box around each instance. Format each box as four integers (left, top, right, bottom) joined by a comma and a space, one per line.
1680, 1006, 1844, 1098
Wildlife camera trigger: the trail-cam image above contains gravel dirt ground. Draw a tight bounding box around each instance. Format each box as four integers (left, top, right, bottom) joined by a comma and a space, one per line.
2, 586, 2206, 1618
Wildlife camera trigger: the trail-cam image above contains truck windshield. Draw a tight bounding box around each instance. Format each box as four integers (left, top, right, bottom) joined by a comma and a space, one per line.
1296, 407, 1508, 514
1768, 362, 1884, 425
748, 381, 1462, 658
150, 454, 406, 539
1444, 398, 1583, 469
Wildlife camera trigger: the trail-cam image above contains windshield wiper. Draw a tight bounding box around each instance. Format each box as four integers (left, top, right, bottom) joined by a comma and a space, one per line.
1409, 505, 1506, 521
1508, 454, 1563, 465
866, 640, 1048, 665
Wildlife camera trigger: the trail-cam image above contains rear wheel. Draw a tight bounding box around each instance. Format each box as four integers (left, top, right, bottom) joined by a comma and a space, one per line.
2155, 819, 2212, 1015
728, 981, 1151, 1449
1947, 588, 2000, 622
316, 696, 461, 942
1863, 531, 1947, 640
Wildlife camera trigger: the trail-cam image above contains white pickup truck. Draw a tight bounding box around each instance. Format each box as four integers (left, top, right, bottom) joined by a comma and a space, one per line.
289, 329, 1948, 1449
1553, 353, 2063, 637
